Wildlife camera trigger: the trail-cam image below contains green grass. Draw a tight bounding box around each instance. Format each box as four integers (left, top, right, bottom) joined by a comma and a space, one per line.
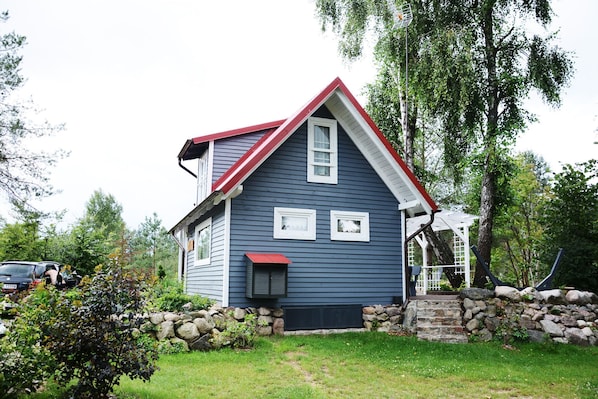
31, 332, 598, 399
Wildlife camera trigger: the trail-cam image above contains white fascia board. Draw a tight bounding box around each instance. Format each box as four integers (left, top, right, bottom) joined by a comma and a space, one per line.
328, 92, 432, 215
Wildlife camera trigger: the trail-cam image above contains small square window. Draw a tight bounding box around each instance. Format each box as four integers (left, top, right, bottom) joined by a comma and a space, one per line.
274, 208, 316, 240
307, 117, 337, 184
330, 211, 370, 242
194, 217, 212, 265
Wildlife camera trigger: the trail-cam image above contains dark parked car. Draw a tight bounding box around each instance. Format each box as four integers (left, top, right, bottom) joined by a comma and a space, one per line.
0, 261, 81, 295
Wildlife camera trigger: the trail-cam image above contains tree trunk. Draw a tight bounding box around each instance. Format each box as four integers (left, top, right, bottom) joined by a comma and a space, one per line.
423, 227, 464, 288
399, 86, 414, 171
474, 154, 497, 287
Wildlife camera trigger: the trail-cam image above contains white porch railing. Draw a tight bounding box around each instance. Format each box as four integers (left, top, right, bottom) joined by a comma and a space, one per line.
415, 264, 470, 295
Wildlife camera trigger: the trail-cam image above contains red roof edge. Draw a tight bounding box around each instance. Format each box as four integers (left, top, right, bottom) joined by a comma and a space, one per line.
245, 253, 292, 264
213, 77, 437, 213
192, 119, 286, 144
214, 79, 342, 194
333, 79, 439, 212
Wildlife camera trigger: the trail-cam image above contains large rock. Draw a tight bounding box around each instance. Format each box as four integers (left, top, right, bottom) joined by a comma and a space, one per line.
233, 307, 246, 320
539, 289, 566, 304
272, 318, 285, 335
466, 318, 480, 332
193, 317, 215, 334
565, 328, 589, 346
149, 312, 164, 325
495, 286, 521, 301
460, 288, 494, 300
156, 320, 175, 340
176, 322, 200, 340
189, 334, 212, 351
540, 319, 564, 337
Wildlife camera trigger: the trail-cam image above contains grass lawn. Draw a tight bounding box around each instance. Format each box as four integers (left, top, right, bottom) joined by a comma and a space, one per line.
34, 332, 598, 399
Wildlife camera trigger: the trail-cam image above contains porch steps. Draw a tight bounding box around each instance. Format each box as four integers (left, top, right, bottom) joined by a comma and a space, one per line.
414, 296, 468, 344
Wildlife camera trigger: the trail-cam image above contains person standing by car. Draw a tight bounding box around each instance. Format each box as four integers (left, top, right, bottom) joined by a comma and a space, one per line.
44, 264, 59, 285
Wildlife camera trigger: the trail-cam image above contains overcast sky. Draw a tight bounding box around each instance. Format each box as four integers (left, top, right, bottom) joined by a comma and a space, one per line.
2, 0, 596, 230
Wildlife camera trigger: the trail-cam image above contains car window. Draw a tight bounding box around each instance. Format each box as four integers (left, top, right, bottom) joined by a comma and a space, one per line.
35, 264, 47, 278
0, 263, 35, 277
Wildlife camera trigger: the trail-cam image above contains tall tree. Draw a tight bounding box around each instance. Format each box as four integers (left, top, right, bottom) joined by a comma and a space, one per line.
493, 152, 550, 286
316, 0, 573, 286
0, 11, 65, 213
540, 160, 598, 292
82, 189, 125, 240
131, 212, 177, 276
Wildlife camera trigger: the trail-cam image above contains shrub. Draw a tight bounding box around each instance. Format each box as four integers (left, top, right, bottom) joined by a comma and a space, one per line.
217, 313, 264, 349
0, 287, 56, 399
37, 255, 159, 399
152, 282, 213, 312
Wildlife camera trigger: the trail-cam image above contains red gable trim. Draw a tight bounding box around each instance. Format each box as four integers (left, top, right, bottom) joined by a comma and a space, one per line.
245, 253, 292, 264
213, 79, 340, 195
213, 77, 437, 213
192, 120, 286, 144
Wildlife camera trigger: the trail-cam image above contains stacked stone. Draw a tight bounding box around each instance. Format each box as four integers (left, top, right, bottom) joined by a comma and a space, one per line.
142, 305, 284, 352
461, 287, 598, 346
362, 304, 402, 332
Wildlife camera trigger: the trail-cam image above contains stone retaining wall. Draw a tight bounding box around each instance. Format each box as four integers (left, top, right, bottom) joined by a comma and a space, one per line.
142, 306, 284, 351
460, 287, 598, 346
144, 288, 598, 351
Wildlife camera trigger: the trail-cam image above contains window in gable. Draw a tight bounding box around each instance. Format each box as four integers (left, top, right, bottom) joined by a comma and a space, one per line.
307, 117, 337, 184
273, 207, 316, 240
197, 147, 211, 203
330, 210, 370, 242
194, 217, 212, 265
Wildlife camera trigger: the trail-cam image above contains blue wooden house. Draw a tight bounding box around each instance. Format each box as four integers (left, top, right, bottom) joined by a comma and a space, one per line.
171, 78, 437, 330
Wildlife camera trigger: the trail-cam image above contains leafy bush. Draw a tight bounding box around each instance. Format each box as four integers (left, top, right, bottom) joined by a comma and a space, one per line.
43, 257, 159, 398
2, 254, 160, 399
218, 313, 262, 349
152, 281, 213, 312
0, 287, 55, 399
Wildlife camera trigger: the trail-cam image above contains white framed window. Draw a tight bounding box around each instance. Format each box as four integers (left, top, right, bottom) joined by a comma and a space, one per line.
307, 117, 337, 184
330, 210, 370, 242
196, 146, 212, 203
194, 217, 212, 265
273, 207, 316, 240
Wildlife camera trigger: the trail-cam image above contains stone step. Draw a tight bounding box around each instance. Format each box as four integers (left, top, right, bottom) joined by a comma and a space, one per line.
417, 308, 463, 319
417, 317, 463, 327
413, 299, 468, 344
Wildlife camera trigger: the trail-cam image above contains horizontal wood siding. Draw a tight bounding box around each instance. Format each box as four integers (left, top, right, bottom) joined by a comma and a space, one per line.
212, 131, 267, 183
229, 107, 403, 308
185, 205, 225, 303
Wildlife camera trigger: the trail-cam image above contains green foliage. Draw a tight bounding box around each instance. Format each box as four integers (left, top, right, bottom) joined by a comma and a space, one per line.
3, 254, 159, 399
493, 152, 551, 286
152, 281, 213, 312
316, 0, 574, 288
130, 212, 178, 276
495, 314, 530, 345
0, 287, 56, 399
218, 313, 261, 349
540, 160, 598, 292
47, 256, 158, 398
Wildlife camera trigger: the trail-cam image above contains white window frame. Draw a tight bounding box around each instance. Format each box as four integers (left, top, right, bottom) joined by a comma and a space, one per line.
273, 207, 316, 240
307, 117, 338, 184
330, 210, 370, 242
194, 217, 212, 265
196, 144, 213, 204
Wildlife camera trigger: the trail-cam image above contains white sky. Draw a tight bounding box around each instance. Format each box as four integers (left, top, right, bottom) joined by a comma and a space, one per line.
1, 0, 596, 230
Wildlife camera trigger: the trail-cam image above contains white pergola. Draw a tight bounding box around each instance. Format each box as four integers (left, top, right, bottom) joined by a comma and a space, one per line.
406, 210, 478, 294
